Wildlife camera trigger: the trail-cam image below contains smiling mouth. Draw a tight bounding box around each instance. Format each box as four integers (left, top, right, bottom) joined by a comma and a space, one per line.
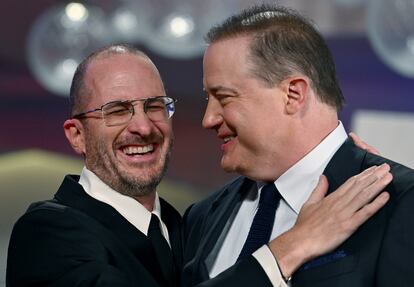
223, 136, 235, 143
122, 144, 154, 156
221, 136, 236, 151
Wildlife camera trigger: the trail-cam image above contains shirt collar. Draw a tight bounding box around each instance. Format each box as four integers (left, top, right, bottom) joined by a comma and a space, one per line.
275, 121, 348, 214
78, 167, 161, 236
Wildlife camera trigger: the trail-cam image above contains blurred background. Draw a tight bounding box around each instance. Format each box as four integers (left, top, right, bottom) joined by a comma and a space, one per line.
1, 0, 414, 284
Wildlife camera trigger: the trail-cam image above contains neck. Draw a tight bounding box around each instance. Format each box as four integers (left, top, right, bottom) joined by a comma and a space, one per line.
265, 106, 339, 181
288, 109, 339, 170
133, 193, 157, 212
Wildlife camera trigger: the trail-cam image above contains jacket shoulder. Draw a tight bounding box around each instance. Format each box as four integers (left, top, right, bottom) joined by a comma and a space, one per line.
364, 152, 414, 200
159, 197, 182, 219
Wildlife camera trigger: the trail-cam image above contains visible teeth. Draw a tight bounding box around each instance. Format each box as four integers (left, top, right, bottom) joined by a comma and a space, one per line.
123, 144, 154, 155
224, 137, 234, 143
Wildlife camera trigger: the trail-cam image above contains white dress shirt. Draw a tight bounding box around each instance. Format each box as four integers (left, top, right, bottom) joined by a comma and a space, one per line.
209, 122, 348, 286
78, 167, 170, 245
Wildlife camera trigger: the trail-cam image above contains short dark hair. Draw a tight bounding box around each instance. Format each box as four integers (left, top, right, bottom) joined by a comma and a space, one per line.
69, 44, 150, 116
206, 4, 344, 110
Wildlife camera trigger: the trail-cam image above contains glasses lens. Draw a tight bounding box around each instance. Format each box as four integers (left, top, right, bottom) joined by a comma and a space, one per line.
102, 101, 133, 126
144, 97, 175, 121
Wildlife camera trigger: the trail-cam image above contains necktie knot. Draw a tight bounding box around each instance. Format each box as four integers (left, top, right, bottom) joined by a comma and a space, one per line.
259, 182, 280, 203
148, 214, 162, 233
259, 183, 281, 206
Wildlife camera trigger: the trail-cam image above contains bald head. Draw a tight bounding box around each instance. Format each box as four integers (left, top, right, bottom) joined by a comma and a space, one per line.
69, 44, 161, 117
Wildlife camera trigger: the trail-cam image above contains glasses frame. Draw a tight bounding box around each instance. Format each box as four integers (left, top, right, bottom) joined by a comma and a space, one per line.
72, 96, 177, 126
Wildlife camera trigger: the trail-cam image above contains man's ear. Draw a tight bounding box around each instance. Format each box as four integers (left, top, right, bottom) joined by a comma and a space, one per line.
63, 119, 86, 155
282, 76, 310, 115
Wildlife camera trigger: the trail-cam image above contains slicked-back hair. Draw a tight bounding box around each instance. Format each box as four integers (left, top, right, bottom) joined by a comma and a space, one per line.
69, 44, 152, 117
205, 4, 344, 111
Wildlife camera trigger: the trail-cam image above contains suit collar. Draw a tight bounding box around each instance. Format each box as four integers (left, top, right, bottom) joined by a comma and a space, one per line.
276, 122, 347, 213
78, 167, 164, 238
323, 137, 367, 192
55, 175, 182, 263
55, 175, 150, 250
55, 175, 182, 286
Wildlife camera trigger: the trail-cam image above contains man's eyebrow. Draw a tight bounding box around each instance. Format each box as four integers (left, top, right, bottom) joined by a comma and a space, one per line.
204, 85, 238, 94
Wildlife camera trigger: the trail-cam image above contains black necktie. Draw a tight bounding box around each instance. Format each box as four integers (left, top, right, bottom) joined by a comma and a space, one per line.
148, 214, 176, 285
238, 183, 282, 260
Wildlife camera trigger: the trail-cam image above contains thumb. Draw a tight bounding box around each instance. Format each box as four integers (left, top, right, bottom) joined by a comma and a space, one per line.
306, 175, 329, 204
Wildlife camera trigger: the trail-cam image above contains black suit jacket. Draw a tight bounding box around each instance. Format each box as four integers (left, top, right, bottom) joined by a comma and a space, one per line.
182, 138, 414, 287
6, 175, 183, 287
182, 173, 272, 286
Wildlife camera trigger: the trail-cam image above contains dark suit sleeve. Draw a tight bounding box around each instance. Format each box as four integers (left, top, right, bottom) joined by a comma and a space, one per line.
6, 208, 136, 287
377, 182, 414, 287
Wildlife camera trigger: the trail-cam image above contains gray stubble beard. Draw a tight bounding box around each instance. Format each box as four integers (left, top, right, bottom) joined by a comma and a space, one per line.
115, 145, 171, 198
86, 132, 173, 199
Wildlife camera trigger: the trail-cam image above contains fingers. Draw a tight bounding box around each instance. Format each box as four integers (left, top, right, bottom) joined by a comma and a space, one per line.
335, 164, 390, 206
306, 175, 329, 205
349, 191, 390, 229
352, 164, 390, 193
349, 132, 380, 155
349, 132, 364, 148
330, 165, 378, 198
305, 164, 390, 212
345, 165, 392, 213
288, 164, 392, 264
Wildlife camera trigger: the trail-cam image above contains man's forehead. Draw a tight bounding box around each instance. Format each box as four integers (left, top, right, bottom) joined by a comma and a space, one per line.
207, 35, 251, 51
84, 53, 163, 101
85, 53, 158, 85
89, 52, 152, 71
204, 35, 252, 69
204, 36, 254, 75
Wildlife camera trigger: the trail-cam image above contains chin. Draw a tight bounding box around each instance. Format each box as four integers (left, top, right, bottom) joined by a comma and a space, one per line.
220, 159, 238, 173
123, 166, 163, 181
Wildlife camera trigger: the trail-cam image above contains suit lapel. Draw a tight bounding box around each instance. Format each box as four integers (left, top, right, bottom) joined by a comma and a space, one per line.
323, 138, 367, 194
293, 138, 392, 286
194, 177, 256, 281
55, 175, 149, 255
54, 175, 173, 286
319, 138, 369, 258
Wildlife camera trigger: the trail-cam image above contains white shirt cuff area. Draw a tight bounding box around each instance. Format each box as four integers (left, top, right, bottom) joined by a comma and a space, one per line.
252, 245, 288, 287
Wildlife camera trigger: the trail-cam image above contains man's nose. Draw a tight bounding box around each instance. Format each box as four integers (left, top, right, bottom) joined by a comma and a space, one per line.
202, 98, 223, 130
126, 108, 153, 136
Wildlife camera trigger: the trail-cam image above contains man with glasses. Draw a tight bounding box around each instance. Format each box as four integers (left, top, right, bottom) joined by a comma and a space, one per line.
7, 45, 181, 286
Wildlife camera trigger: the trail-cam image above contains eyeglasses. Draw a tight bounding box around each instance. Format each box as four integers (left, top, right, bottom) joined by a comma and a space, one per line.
72, 96, 177, 127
